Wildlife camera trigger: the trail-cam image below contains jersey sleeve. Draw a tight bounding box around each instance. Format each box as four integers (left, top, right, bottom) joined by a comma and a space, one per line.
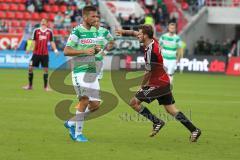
32, 29, 37, 40
49, 30, 54, 42
159, 35, 164, 46
176, 36, 182, 48
66, 28, 79, 48
105, 30, 114, 41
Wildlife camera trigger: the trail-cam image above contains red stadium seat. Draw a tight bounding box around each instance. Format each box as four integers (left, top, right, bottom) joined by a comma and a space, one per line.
40, 13, 48, 19
44, 5, 51, 12
20, 21, 27, 27
9, 4, 18, 11
0, 11, 6, 19
5, 0, 13, 2
49, 0, 55, 4
32, 12, 40, 20
1, 3, 9, 10
16, 28, 24, 33
19, 4, 26, 11
59, 29, 68, 35
49, 13, 55, 21
6, 12, 15, 19
53, 30, 59, 35
60, 5, 67, 13
11, 20, 20, 27
52, 5, 59, 13
23, 12, 31, 20
16, 12, 24, 19
8, 28, 15, 33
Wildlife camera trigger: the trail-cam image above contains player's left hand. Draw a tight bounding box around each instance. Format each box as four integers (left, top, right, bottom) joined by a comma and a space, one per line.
95, 45, 101, 53
54, 49, 59, 56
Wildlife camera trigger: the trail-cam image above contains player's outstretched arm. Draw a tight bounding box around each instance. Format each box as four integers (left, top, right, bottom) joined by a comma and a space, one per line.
115, 29, 139, 37
50, 41, 59, 55
63, 46, 95, 56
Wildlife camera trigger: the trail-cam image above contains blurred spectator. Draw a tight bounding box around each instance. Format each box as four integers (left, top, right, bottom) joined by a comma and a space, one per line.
63, 15, 72, 29
144, 14, 154, 25
204, 39, 212, 54
34, 0, 44, 12
211, 40, 221, 55
0, 20, 8, 33
54, 12, 64, 29
170, 8, 179, 23
194, 36, 205, 55
145, 0, 154, 10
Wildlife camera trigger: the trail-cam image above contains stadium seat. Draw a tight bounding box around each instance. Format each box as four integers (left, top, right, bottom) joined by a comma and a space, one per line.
16, 12, 24, 19
32, 12, 40, 20
49, 0, 55, 4
49, 13, 55, 21
52, 5, 60, 12
60, 5, 67, 13
18, 4, 26, 11
6, 12, 15, 19
40, 13, 48, 19
59, 29, 68, 35
8, 28, 15, 33
20, 21, 27, 27
0, 3, 9, 10
16, 28, 24, 33
5, 0, 13, 2
9, 4, 18, 11
53, 30, 59, 35
11, 20, 20, 27
23, 12, 31, 20
43, 5, 51, 12
0, 11, 6, 19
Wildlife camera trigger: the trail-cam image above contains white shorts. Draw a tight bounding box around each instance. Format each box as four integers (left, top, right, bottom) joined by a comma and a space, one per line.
72, 72, 101, 101
163, 59, 177, 75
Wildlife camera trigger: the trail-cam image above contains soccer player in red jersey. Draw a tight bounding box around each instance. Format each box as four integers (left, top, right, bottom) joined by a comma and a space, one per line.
23, 19, 58, 91
116, 25, 201, 142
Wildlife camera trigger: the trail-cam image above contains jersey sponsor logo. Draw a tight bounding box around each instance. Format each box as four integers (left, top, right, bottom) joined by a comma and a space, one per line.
80, 38, 96, 44
39, 35, 47, 40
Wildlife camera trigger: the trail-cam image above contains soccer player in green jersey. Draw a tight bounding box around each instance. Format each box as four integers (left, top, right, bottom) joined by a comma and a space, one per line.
159, 22, 183, 84
63, 6, 101, 142
94, 17, 114, 80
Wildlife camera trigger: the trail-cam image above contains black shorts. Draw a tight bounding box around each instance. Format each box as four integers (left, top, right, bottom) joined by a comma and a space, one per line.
135, 85, 175, 105
30, 55, 49, 68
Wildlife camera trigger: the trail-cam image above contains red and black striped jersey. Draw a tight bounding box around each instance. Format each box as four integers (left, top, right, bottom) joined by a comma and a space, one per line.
144, 38, 170, 87
32, 28, 53, 55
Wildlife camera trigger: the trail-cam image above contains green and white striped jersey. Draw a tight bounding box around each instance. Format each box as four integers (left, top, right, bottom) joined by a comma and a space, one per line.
66, 24, 98, 73
159, 33, 182, 60
95, 27, 113, 61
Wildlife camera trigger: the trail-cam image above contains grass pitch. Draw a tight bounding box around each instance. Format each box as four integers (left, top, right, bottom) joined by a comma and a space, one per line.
0, 68, 240, 160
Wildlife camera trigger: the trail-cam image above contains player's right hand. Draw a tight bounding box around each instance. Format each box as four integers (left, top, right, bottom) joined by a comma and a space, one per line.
84, 48, 95, 55
115, 29, 123, 36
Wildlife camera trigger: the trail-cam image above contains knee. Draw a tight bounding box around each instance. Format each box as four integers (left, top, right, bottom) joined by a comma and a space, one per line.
89, 101, 100, 112
129, 98, 140, 111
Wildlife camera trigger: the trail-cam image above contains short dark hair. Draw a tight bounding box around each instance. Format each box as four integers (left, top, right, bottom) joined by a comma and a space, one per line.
139, 24, 154, 38
82, 6, 97, 16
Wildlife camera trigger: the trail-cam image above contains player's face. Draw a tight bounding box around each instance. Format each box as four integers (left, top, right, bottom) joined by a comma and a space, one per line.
85, 11, 98, 26
137, 29, 144, 42
94, 17, 100, 28
41, 19, 48, 27
168, 25, 176, 34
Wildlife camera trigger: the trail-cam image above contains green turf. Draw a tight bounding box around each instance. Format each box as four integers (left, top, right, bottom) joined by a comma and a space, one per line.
0, 68, 240, 160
